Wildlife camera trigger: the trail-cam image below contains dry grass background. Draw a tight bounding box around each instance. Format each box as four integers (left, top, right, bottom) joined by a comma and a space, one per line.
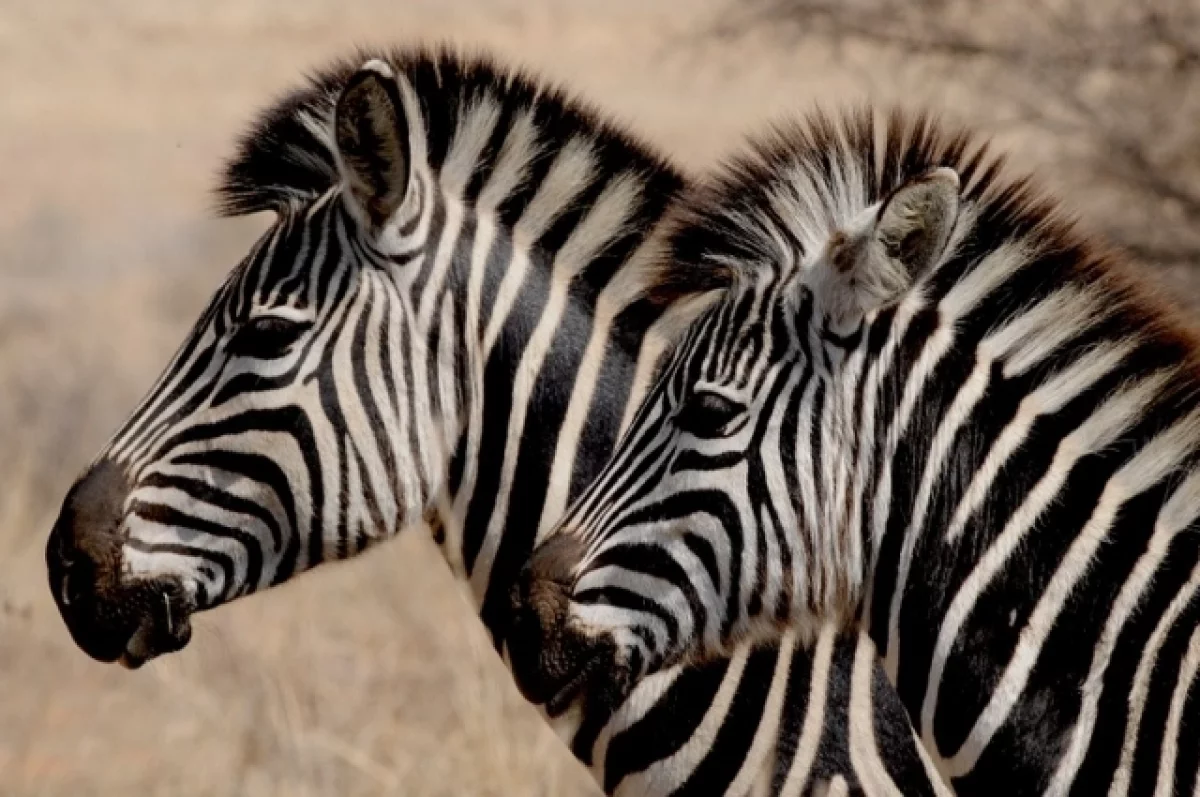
1, 1, 1197, 795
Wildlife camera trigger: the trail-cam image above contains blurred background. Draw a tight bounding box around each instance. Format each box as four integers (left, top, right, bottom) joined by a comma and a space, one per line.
1, 1, 1197, 794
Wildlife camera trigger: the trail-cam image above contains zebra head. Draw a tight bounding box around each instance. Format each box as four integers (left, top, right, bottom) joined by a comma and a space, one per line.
46, 55, 483, 667
509, 136, 963, 706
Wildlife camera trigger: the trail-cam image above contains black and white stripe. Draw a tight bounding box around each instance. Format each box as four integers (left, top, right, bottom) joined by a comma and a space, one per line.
52, 55, 948, 796
525, 107, 1200, 793
597, 627, 948, 796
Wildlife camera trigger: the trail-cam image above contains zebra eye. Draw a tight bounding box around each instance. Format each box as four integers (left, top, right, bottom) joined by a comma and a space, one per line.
227, 315, 311, 360
674, 390, 746, 438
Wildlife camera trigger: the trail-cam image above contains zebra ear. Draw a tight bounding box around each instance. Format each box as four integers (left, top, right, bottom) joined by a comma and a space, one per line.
811, 167, 959, 334
334, 60, 411, 233
873, 167, 960, 280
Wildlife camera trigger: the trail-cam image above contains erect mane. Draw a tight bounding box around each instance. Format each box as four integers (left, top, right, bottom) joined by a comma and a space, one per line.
666, 107, 1200, 361
216, 45, 682, 217
671, 108, 1028, 274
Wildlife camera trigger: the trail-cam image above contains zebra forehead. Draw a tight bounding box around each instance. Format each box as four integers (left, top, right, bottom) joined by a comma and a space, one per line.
214, 45, 682, 220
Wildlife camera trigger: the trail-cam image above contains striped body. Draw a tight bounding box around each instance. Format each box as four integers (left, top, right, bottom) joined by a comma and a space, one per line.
597, 628, 947, 796
45, 53, 947, 796
522, 109, 1200, 794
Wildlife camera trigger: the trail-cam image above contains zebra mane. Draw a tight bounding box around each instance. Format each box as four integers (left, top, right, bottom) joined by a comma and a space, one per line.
669, 106, 1200, 349
670, 107, 1040, 275
215, 45, 681, 218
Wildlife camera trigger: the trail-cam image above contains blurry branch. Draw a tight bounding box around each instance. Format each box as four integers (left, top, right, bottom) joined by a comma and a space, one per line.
728, 0, 1200, 73
719, 0, 1200, 270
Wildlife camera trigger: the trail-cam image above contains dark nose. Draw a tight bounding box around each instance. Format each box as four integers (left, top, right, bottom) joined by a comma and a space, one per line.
506, 535, 631, 719
46, 460, 189, 665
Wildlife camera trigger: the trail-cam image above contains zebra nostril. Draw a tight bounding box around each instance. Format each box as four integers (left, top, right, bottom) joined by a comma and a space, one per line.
56, 549, 95, 610
60, 570, 74, 607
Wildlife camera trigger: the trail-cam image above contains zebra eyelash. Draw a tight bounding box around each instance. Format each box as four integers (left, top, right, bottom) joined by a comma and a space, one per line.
226, 315, 314, 360
674, 389, 748, 439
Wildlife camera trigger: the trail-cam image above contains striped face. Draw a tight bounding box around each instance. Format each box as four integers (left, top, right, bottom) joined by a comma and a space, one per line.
45, 60, 466, 667
103, 191, 442, 605
508, 166, 963, 701
526, 266, 836, 681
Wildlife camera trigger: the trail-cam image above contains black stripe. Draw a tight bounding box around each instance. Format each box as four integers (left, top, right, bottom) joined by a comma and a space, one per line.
602, 656, 730, 793
771, 645, 815, 793
408, 193, 449, 306
171, 449, 301, 584
139, 472, 283, 553
461, 248, 553, 575
673, 645, 778, 797
127, 501, 259, 602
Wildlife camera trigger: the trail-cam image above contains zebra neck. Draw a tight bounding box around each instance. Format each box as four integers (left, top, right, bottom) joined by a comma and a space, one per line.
856, 300, 947, 635
425, 232, 672, 642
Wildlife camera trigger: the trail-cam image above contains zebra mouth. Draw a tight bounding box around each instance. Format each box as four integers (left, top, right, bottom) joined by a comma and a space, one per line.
117, 586, 195, 669
506, 577, 634, 717
543, 647, 617, 716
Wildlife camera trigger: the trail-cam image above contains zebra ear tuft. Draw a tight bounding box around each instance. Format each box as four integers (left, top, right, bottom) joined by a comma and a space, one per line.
809, 167, 960, 335
335, 60, 411, 233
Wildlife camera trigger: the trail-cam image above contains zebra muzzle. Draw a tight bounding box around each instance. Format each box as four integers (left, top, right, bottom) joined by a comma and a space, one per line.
48, 538, 194, 667
506, 536, 633, 718
46, 459, 195, 666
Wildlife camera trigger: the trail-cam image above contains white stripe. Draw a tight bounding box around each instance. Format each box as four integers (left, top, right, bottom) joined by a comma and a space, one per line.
939, 240, 1031, 320
1155, 624, 1200, 796
445, 110, 539, 585
482, 139, 596, 357
468, 169, 636, 601
414, 195, 465, 328
823, 776, 850, 797
449, 213, 498, 564
881, 310, 957, 679
589, 665, 683, 783
1111, 562, 1200, 796
727, 633, 798, 797
1047, 461, 1200, 795
944, 340, 1137, 544
879, 246, 1043, 659
331, 281, 396, 523
859, 296, 923, 621
534, 226, 677, 543
950, 401, 1194, 775
847, 633, 904, 797
927, 372, 1171, 773
439, 98, 500, 198
615, 644, 751, 797
778, 625, 837, 797
616, 292, 720, 438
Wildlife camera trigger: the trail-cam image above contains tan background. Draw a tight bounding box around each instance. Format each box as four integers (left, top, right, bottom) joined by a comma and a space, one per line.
1, 1, 1196, 795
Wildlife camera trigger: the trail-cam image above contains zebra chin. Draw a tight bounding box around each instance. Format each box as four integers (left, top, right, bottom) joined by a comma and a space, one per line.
45, 459, 197, 669
506, 535, 636, 719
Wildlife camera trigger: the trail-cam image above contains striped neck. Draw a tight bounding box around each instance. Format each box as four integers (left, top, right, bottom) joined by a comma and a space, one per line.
427, 206, 690, 639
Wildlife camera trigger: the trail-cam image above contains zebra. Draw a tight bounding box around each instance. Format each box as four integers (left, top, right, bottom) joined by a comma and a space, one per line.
42, 49, 948, 796
508, 106, 1200, 795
